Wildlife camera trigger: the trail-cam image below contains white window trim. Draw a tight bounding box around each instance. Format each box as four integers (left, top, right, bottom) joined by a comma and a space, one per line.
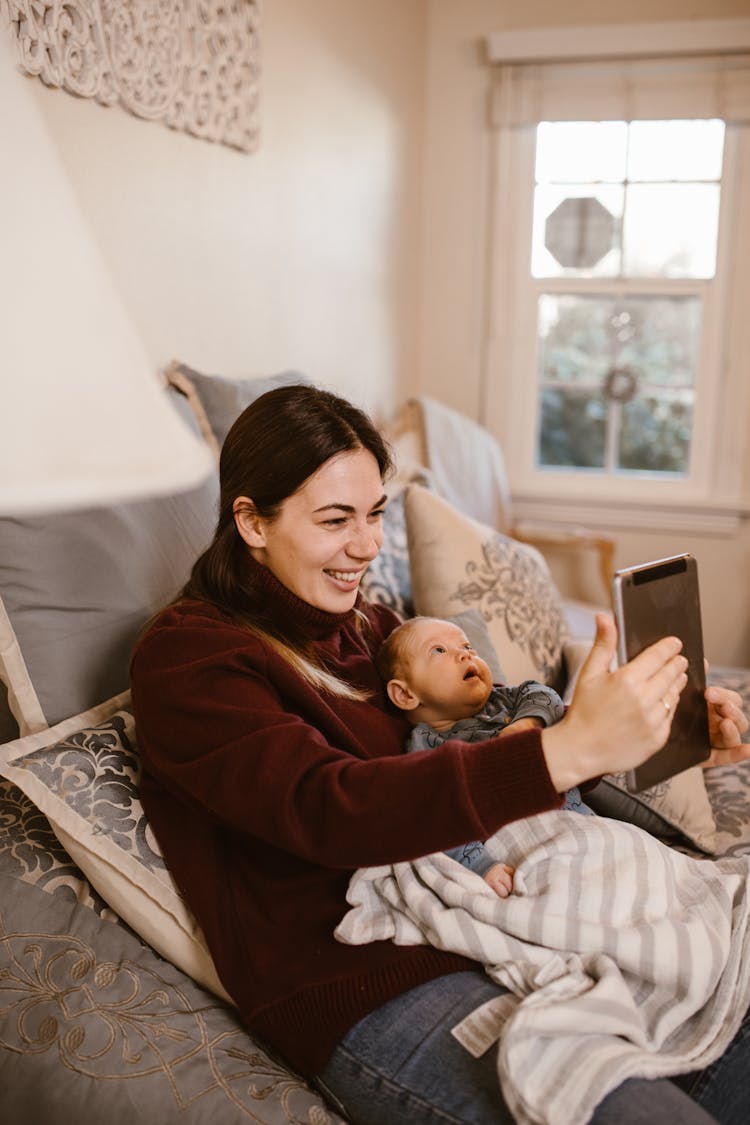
481, 20, 750, 530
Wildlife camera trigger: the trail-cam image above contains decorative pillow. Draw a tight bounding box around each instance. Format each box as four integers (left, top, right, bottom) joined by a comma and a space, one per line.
360, 469, 436, 622
0, 694, 230, 1002
404, 484, 567, 689
0, 388, 219, 735
586, 770, 718, 855
166, 360, 312, 450
360, 488, 414, 619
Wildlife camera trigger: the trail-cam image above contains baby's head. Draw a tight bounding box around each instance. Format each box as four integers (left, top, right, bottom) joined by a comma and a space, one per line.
377, 616, 494, 730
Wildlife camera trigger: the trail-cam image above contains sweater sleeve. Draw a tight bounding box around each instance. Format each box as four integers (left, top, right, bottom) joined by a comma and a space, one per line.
131, 607, 564, 871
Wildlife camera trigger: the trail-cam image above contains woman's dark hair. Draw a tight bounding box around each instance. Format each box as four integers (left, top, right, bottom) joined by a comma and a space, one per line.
183, 384, 393, 696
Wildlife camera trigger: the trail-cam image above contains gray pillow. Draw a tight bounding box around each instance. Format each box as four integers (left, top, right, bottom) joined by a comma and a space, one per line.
0, 387, 219, 732
171, 362, 312, 448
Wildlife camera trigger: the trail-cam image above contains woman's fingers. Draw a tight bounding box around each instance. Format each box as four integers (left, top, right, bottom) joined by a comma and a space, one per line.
706, 686, 749, 736
623, 633, 685, 682
702, 685, 750, 766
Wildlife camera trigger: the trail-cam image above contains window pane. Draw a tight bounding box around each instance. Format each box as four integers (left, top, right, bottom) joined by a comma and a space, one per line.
536, 121, 627, 183
538, 295, 614, 384
623, 184, 721, 278
615, 297, 701, 387
539, 295, 701, 391
627, 120, 725, 182
619, 392, 693, 474
532, 185, 623, 277
538, 388, 606, 468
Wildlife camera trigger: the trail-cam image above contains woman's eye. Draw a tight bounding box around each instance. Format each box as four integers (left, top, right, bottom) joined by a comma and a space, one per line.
323, 517, 347, 528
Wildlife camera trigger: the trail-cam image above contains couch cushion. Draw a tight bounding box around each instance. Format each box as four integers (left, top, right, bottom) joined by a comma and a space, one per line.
0, 388, 219, 735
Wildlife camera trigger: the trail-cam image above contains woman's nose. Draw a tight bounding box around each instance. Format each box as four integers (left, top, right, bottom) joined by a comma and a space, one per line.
348, 524, 381, 560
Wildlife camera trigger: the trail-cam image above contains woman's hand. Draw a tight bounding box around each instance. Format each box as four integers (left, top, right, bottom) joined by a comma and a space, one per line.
703, 684, 750, 767
541, 613, 688, 793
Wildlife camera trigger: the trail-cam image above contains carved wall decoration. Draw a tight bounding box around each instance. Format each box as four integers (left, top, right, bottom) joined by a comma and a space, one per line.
4, 0, 262, 153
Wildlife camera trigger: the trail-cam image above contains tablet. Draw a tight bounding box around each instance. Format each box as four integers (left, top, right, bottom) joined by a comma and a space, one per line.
612, 554, 710, 792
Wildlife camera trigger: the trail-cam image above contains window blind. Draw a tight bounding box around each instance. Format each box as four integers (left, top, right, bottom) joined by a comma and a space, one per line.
490, 53, 750, 127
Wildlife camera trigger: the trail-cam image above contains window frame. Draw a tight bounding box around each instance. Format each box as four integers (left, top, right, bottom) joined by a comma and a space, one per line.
481, 30, 750, 526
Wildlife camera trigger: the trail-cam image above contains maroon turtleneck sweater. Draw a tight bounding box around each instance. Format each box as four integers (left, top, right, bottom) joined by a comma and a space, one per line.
129, 558, 563, 1076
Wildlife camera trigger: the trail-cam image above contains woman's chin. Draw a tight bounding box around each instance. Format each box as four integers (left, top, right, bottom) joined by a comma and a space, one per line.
314, 577, 361, 613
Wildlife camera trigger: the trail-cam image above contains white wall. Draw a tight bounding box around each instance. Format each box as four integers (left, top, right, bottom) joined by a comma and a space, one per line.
19, 0, 429, 421
418, 0, 750, 666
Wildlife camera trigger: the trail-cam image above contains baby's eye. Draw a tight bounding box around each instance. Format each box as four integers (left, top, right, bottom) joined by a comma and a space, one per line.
462, 643, 475, 652
429, 645, 447, 656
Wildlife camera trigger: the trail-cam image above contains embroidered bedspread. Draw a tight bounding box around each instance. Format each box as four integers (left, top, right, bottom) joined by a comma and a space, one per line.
335, 810, 750, 1125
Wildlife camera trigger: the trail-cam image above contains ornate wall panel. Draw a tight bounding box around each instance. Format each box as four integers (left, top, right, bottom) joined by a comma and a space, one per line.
4, 0, 262, 152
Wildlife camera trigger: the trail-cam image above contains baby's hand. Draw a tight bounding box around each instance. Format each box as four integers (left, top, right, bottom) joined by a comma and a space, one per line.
483, 862, 514, 898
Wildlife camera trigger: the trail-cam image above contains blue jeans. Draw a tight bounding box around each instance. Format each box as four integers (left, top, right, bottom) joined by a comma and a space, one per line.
316, 971, 750, 1124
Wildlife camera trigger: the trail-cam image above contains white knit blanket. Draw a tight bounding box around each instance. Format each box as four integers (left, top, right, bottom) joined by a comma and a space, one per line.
335, 811, 750, 1125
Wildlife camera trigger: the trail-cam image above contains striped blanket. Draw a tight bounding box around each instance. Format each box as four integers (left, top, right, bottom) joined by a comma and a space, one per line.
335, 810, 750, 1125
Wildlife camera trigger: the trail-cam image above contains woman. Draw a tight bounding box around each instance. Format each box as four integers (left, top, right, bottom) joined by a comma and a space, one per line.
131, 385, 750, 1125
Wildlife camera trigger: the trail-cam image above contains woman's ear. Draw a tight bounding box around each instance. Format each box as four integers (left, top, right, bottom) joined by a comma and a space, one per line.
386, 678, 420, 712
233, 497, 267, 548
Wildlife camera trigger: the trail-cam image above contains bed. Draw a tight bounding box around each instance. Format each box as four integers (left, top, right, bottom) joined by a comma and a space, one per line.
2, 364, 749, 1123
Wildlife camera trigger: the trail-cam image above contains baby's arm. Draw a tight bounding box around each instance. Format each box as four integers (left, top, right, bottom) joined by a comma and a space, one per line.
493, 681, 565, 729
445, 841, 514, 898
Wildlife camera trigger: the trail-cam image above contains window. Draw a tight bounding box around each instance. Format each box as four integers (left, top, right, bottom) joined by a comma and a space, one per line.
533, 119, 723, 479
483, 32, 750, 522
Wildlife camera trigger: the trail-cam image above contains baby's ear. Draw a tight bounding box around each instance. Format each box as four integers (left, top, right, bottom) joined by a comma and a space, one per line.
386, 679, 420, 712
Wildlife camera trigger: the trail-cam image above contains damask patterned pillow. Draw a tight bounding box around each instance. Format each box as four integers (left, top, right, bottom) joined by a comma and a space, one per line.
360, 488, 413, 619
0, 693, 229, 1002
404, 484, 567, 689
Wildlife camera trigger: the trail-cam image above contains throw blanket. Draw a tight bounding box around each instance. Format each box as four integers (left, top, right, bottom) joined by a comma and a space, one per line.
335, 810, 750, 1125
417, 394, 513, 533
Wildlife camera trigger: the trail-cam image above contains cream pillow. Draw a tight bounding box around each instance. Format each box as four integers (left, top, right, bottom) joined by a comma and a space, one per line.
404, 484, 567, 687
0, 693, 231, 1003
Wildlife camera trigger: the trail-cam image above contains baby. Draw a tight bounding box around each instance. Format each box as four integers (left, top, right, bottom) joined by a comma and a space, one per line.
377, 616, 591, 898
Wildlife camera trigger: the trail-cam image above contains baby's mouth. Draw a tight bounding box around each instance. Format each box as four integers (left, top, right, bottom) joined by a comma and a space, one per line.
463, 666, 479, 681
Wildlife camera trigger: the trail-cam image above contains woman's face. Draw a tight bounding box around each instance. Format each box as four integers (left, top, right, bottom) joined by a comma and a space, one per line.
236, 447, 387, 613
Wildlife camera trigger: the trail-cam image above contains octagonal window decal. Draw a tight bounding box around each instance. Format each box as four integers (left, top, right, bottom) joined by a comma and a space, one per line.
544, 196, 617, 270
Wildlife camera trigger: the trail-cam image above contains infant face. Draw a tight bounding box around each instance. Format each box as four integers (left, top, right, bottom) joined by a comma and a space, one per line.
399, 619, 494, 720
